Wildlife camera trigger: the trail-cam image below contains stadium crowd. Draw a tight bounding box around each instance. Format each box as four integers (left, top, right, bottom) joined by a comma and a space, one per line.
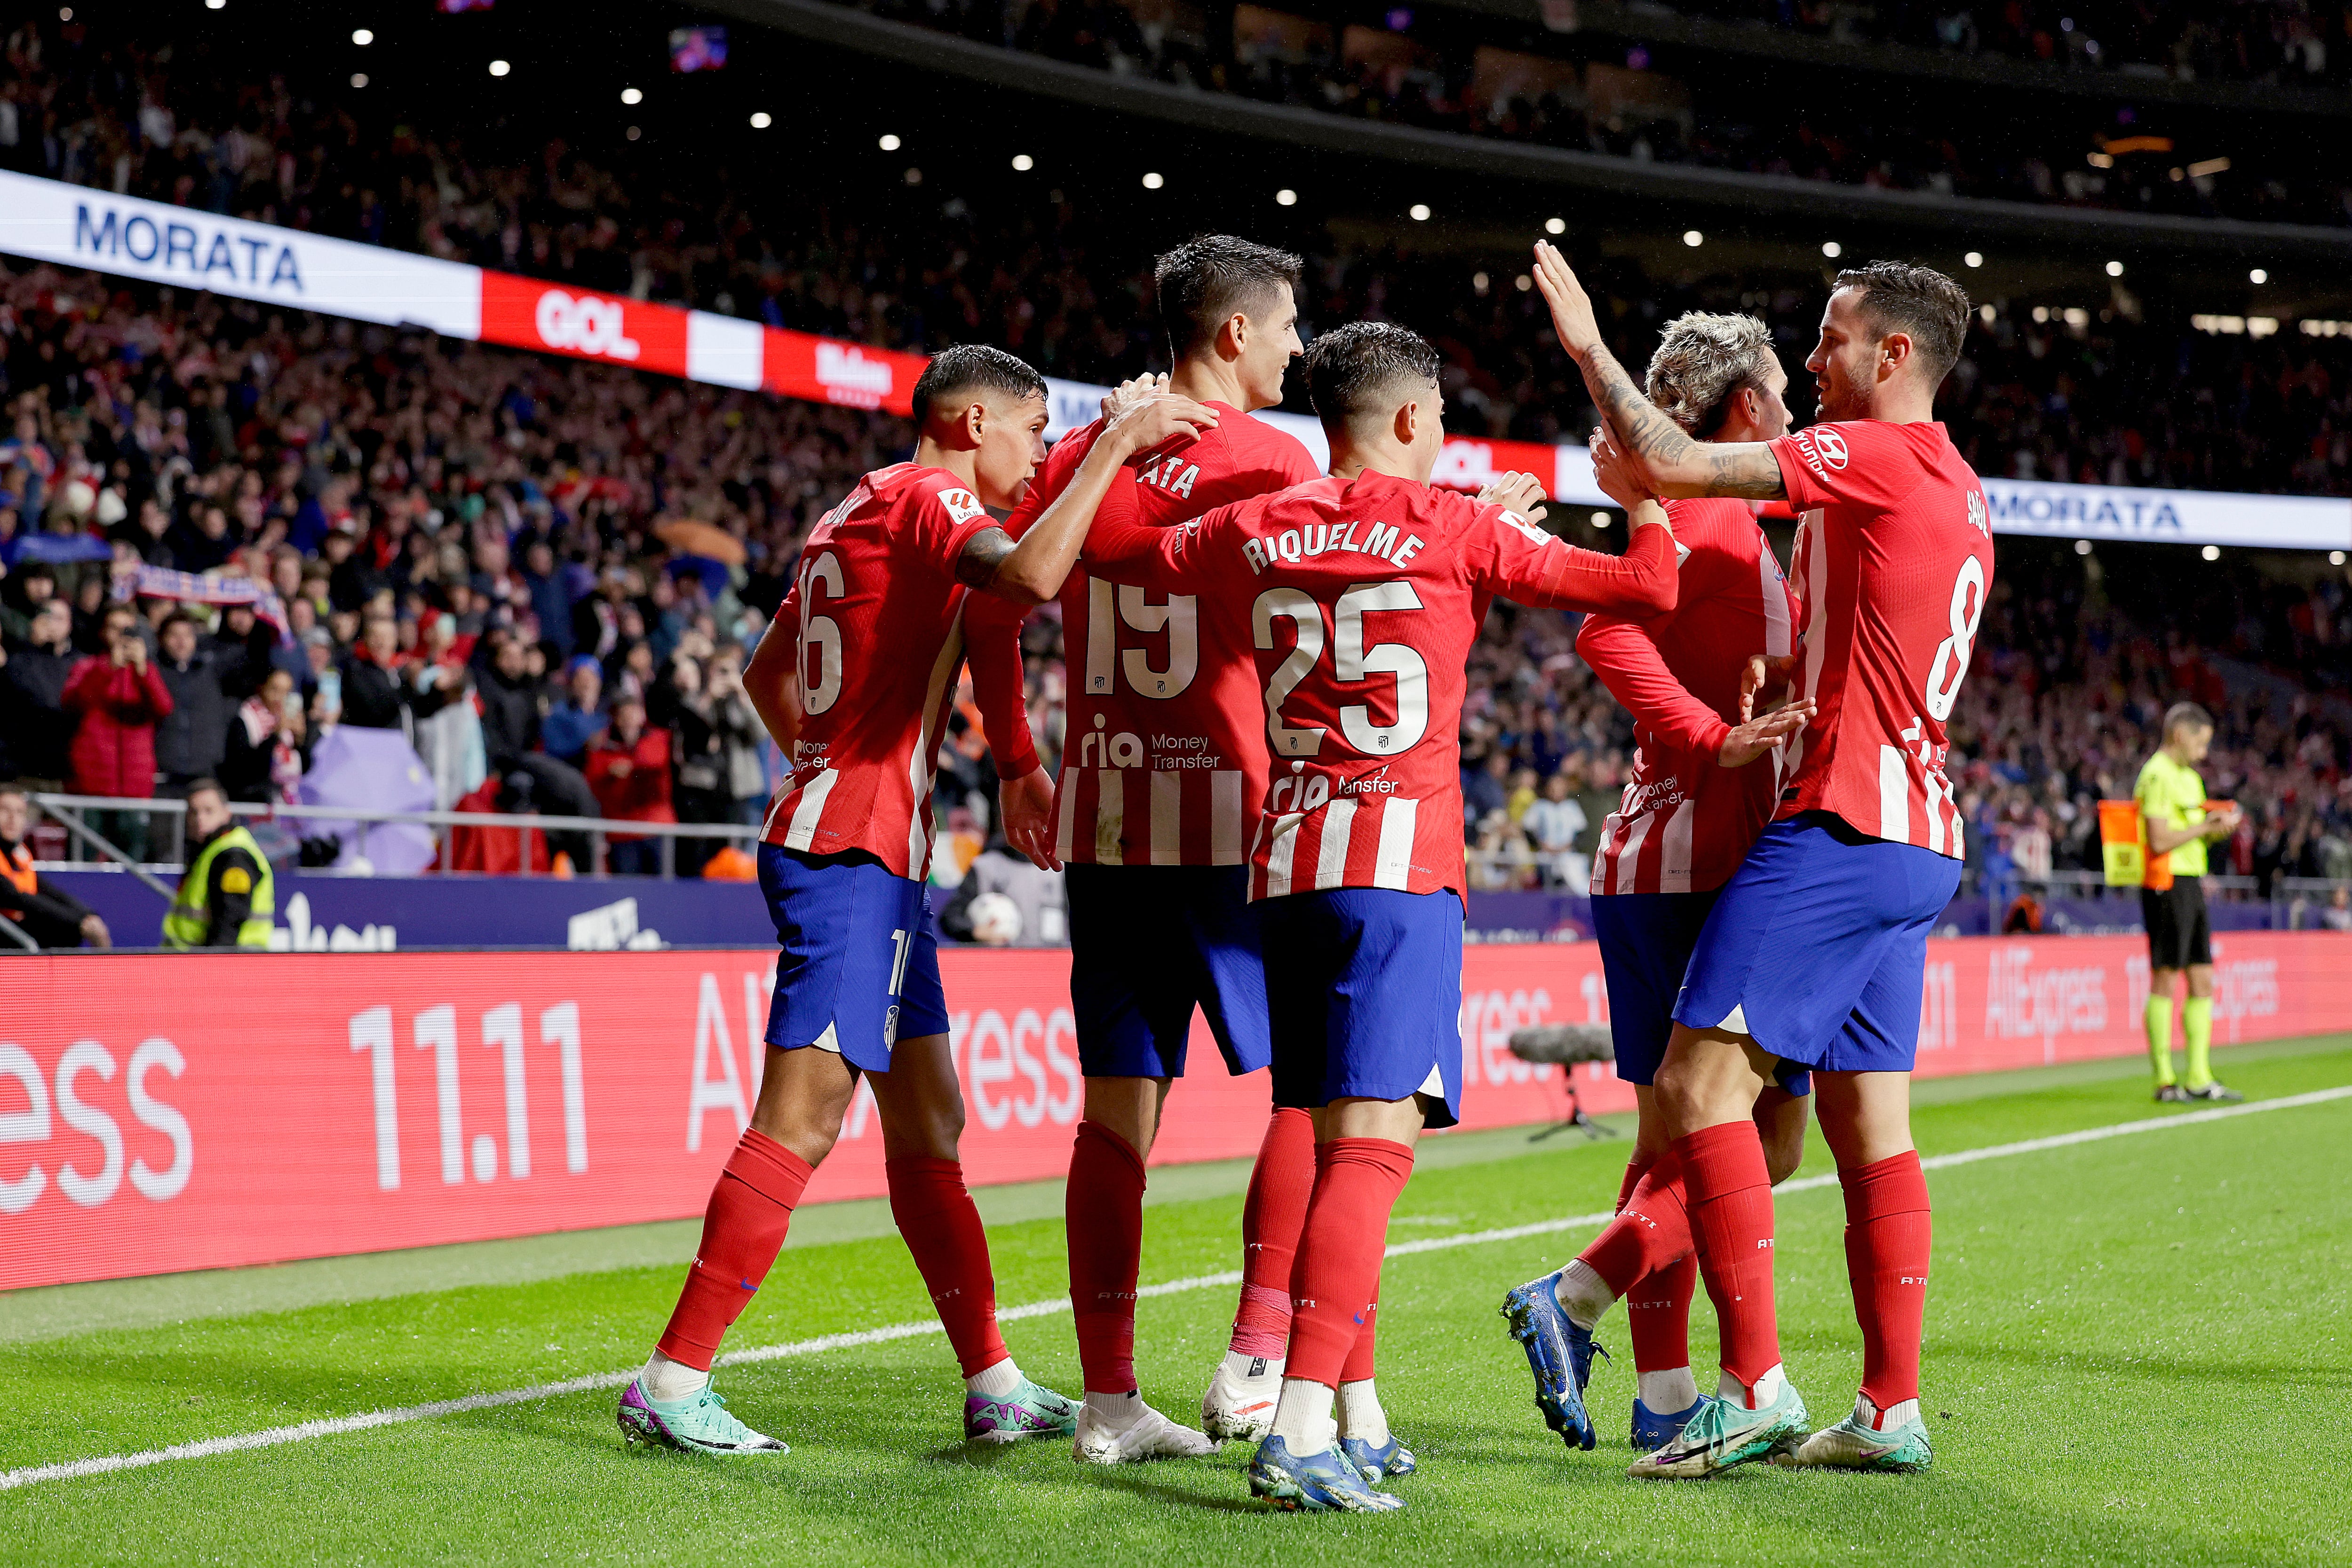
6, 250, 2352, 908
858, 0, 2352, 227
11, 12, 2352, 495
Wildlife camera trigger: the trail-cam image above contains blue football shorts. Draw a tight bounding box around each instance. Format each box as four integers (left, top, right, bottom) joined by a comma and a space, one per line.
1065, 862, 1275, 1082
1593, 889, 1810, 1096
758, 844, 950, 1075
1263, 886, 1464, 1129
1673, 812, 1962, 1074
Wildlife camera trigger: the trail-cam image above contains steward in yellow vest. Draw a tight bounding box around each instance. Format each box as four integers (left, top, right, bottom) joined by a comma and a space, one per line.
164, 780, 273, 949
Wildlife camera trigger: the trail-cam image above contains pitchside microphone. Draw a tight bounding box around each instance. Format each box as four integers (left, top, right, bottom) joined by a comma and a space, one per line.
1507, 1022, 1617, 1067
1505, 1022, 1618, 1141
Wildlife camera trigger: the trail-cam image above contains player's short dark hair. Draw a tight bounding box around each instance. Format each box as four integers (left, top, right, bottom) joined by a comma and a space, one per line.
184, 777, 227, 804
909, 344, 1046, 427
1303, 320, 1440, 433
1833, 260, 1971, 384
2163, 701, 2214, 738
1155, 235, 1303, 360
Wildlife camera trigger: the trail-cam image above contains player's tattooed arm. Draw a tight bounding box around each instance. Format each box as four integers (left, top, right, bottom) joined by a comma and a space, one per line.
953, 526, 1017, 592
1532, 239, 1784, 501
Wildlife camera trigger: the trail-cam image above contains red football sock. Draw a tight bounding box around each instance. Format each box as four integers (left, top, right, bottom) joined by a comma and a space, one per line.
1675, 1121, 1781, 1401
888, 1155, 1009, 1378
1066, 1120, 1147, 1393
1579, 1151, 1692, 1298
1841, 1149, 1932, 1415
1341, 1287, 1379, 1385
1230, 1106, 1316, 1359
1614, 1153, 1652, 1215
657, 1129, 813, 1370
1624, 1253, 1699, 1377
1286, 1137, 1414, 1388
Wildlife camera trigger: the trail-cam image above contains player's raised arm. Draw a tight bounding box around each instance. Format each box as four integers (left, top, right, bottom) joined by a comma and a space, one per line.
954, 392, 1219, 607
1532, 240, 1784, 501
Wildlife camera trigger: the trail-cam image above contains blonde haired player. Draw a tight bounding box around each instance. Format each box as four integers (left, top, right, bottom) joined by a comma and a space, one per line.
1503, 309, 1816, 1456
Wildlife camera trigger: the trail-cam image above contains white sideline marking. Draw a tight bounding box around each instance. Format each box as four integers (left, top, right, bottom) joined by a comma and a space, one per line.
6, 1083, 2346, 1492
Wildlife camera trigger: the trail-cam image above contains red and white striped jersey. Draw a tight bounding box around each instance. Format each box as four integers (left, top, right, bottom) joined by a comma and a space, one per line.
760, 462, 1032, 879
1084, 470, 1678, 899
980, 401, 1320, 866
1581, 496, 1798, 895
1769, 420, 1994, 860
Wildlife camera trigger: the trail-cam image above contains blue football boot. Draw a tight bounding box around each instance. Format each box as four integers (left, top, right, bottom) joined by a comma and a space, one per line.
1339, 1432, 1416, 1480
1630, 1394, 1711, 1453
1248, 1435, 1406, 1512
1501, 1273, 1605, 1450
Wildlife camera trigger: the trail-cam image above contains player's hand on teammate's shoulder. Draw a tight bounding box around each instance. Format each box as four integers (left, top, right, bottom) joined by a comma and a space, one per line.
1476, 470, 1550, 523
1102, 390, 1220, 459
1531, 239, 1602, 358
1100, 372, 1169, 423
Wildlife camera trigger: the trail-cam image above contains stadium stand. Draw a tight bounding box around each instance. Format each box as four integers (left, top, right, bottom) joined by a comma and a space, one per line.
3, 2, 2350, 909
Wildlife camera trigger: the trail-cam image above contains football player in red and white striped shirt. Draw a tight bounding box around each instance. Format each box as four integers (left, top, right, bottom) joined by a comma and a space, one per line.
1085, 320, 1678, 1511
1503, 310, 1820, 1457
968, 239, 1327, 1464
621, 346, 1217, 1458
1540, 242, 1991, 1479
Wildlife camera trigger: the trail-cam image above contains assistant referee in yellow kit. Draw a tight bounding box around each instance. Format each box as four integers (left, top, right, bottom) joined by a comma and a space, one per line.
2136, 703, 2243, 1104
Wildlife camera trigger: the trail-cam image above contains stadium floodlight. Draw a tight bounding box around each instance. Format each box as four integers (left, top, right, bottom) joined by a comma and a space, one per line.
1515, 274, 1532, 291
621, 87, 643, 105
1964, 251, 1984, 268
352, 28, 373, 44
488, 58, 510, 76
1682, 230, 1703, 247
2106, 260, 2125, 277
878, 133, 901, 151
1590, 511, 1610, 526
2074, 539, 2093, 556
1011, 154, 1033, 170
204, 0, 222, 8
1545, 217, 1565, 234
2250, 268, 2268, 284
2332, 550, 2346, 565
2202, 545, 2222, 561
1410, 204, 1431, 221
350, 72, 368, 88
1822, 241, 1842, 258
1143, 171, 1165, 189
1275, 188, 1297, 206
750, 112, 771, 128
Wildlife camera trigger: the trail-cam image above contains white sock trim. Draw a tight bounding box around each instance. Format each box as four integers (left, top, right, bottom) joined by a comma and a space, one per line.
1637, 1367, 1701, 1414
966, 1358, 1023, 1398
1556, 1259, 1614, 1330
1718, 1361, 1786, 1409
1269, 1378, 1336, 1456
641, 1350, 711, 1404
1858, 1393, 1920, 1430
1335, 1378, 1389, 1448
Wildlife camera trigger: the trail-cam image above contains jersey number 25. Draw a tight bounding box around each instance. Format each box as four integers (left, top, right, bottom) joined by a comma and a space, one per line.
1254, 582, 1429, 759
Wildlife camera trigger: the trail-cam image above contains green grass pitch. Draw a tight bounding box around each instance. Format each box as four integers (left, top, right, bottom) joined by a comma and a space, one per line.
5, 1039, 2349, 1565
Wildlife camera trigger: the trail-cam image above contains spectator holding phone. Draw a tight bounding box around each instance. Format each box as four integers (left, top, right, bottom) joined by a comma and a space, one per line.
64, 603, 173, 861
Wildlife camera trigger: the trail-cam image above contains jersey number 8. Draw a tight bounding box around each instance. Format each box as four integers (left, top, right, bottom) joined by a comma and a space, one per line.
1923, 554, 1986, 722
1254, 582, 1429, 759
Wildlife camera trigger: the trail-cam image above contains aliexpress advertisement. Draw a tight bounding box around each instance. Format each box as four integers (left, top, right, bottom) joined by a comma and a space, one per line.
2, 931, 2339, 1290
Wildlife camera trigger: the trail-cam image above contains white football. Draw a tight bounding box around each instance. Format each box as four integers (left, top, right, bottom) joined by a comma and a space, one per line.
969, 891, 1022, 946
